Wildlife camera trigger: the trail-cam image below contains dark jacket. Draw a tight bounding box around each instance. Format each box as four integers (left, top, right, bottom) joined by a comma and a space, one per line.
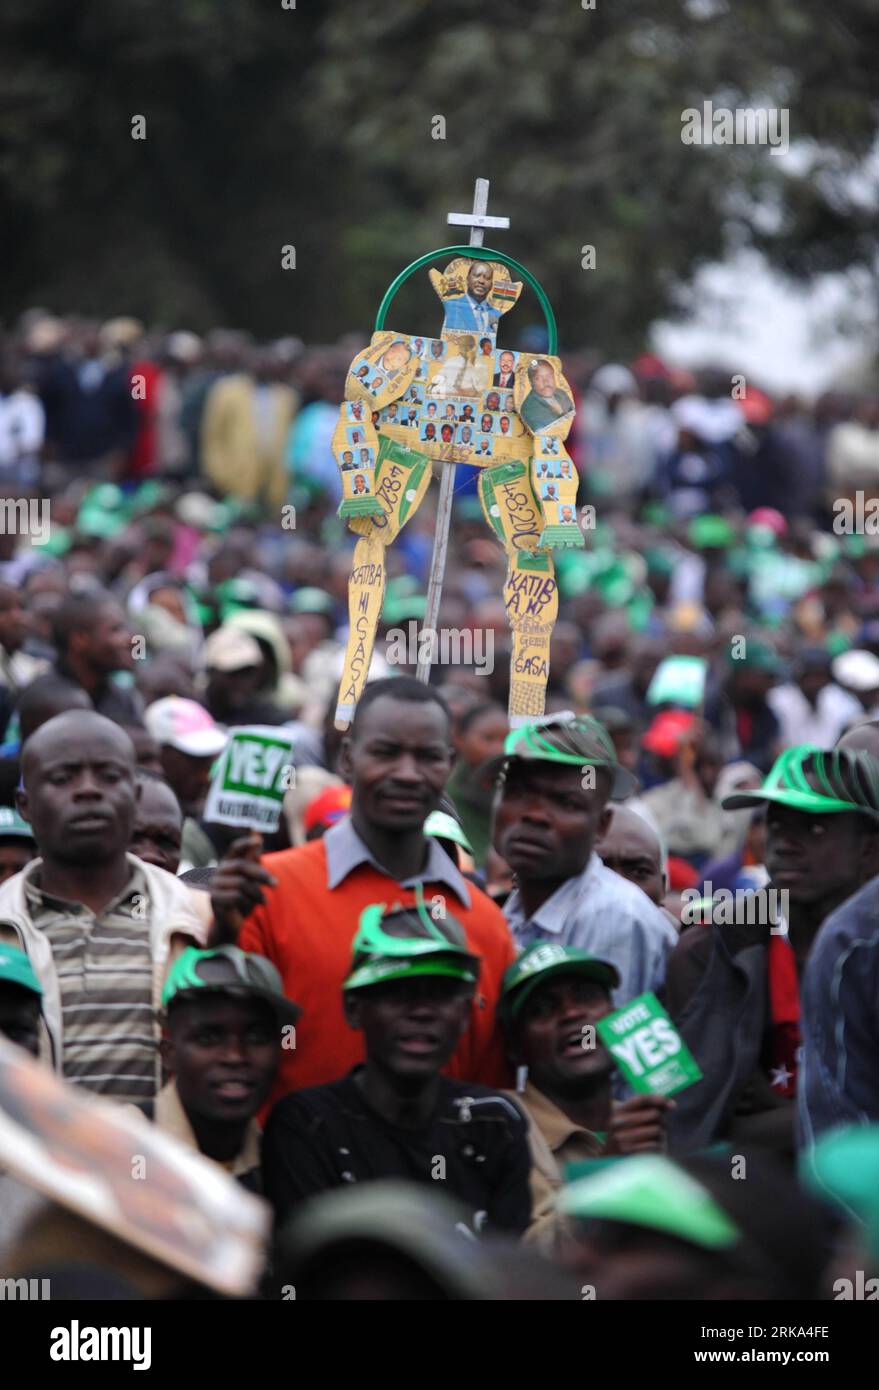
262, 1069, 532, 1235
665, 920, 794, 1157
703, 687, 780, 774
36, 355, 138, 462
798, 875, 879, 1144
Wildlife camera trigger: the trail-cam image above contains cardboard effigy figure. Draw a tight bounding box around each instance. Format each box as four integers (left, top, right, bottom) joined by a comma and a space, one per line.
333, 256, 583, 731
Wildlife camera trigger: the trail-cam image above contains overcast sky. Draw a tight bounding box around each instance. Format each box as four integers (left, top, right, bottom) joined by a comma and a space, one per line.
653, 249, 876, 395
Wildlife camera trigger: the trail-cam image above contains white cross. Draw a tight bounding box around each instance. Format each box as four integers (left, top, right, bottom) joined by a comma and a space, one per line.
446, 178, 510, 248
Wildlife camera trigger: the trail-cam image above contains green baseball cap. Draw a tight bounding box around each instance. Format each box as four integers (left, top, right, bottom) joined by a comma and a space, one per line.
499, 942, 619, 1025
557, 1154, 742, 1250
479, 711, 638, 799
0, 808, 36, 842
721, 744, 879, 821
0, 945, 43, 998
343, 895, 480, 994
162, 945, 300, 1025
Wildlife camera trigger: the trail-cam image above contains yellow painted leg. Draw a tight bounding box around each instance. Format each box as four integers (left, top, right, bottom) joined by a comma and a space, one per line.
478, 458, 559, 725
334, 436, 434, 730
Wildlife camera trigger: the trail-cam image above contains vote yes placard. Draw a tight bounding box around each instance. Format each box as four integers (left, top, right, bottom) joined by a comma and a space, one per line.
596, 992, 702, 1097
204, 725, 296, 833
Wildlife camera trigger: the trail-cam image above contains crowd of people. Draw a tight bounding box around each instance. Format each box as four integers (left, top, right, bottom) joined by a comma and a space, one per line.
0, 306, 877, 1301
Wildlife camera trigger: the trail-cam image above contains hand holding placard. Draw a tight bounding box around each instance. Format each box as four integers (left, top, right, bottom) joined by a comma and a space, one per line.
596, 992, 702, 1098
209, 831, 277, 944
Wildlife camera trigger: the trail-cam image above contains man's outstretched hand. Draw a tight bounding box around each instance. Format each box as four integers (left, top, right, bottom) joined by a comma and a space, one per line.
605, 1094, 674, 1155
209, 832, 276, 943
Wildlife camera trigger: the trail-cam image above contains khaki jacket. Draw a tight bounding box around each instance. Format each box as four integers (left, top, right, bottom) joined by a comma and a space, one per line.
0, 855, 209, 1085
507, 1080, 603, 1245
201, 374, 296, 509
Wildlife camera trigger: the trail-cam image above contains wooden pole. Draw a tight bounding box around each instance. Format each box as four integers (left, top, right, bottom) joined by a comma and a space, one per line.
415, 178, 506, 684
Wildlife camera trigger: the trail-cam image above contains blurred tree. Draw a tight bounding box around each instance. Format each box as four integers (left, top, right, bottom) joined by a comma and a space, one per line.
0, 0, 876, 355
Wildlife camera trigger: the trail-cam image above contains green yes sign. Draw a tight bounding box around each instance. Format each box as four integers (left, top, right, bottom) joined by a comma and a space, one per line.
596, 992, 702, 1097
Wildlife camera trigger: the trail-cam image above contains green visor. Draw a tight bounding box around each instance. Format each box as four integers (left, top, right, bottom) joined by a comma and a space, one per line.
343, 898, 480, 993
424, 810, 474, 857
478, 713, 638, 800
162, 945, 301, 1026
722, 744, 879, 821
557, 1154, 742, 1251
499, 942, 619, 1025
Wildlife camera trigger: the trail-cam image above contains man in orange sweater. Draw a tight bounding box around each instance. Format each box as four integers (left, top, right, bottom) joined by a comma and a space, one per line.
209, 678, 515, 1102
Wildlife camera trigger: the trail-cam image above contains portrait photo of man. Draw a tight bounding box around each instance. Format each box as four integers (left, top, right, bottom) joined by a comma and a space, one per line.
353, 474, 369, 495
493, 350, 516, 390
341, 450, 354, 470
521, 358, 574, 433
380, 340, 412, 376
441, 262, 503, 335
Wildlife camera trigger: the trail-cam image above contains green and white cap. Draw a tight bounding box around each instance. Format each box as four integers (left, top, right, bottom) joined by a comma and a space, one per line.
0, 808, 36, 841
479, 711, 638, 799
162, 945, 300, 1025
344, 890, 480, 993
557, 1154, 742, 1250
722, 744, 879, 821
499, 942, 619, 1025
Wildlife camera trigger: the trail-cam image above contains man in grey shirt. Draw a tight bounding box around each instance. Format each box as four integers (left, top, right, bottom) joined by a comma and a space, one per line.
489, 713, 677, 1005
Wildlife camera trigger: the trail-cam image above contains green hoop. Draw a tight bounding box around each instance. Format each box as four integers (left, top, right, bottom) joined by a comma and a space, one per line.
374, 244, 558, 355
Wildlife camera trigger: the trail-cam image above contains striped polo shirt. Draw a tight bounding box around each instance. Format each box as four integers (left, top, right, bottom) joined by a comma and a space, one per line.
26, 865, 156, 1103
